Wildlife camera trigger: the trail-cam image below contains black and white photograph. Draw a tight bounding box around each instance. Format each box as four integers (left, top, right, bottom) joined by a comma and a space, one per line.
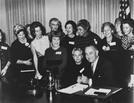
0, 0, 133, 103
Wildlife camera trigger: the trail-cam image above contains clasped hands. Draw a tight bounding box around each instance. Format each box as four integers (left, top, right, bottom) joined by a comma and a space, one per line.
35, 71, 42, 80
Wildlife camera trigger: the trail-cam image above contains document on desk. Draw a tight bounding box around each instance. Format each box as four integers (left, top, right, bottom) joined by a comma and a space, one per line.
85, 88, 111, 96
57, 83, 88, 94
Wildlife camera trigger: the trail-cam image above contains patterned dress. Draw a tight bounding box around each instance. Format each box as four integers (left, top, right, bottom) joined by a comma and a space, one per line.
121, 35, 134, 50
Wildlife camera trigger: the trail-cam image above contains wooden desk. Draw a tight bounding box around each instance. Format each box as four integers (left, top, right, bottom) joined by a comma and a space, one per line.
0, 81, 133, 103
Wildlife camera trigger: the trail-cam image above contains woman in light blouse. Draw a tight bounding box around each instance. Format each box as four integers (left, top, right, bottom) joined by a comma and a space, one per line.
31, 21, 49, 79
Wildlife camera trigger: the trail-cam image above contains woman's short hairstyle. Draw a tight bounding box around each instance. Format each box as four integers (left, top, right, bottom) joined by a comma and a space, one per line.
49, 18, 61, 27
122, 19, 134, 28
114, 18, 123, 25
49, 18, 63, 32
0, 29, 6, 42
77, 19, 91, 32
65, 20, 77, 34
30, 21, 46, 38
16, 28, 28, 39
49, 31, 63, 42
101, 22, 116, 35
121, 19, 134, 34
13, 24, 24, 35
72, 47, 83, 56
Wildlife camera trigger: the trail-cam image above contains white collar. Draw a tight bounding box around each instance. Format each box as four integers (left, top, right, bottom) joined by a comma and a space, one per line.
92, 56, 99, 74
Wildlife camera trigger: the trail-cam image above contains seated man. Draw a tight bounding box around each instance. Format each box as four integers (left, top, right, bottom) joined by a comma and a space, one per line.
81, 45, 115, 87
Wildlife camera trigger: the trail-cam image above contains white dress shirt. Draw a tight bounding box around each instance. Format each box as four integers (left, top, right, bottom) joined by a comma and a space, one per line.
91, 56, 99, 74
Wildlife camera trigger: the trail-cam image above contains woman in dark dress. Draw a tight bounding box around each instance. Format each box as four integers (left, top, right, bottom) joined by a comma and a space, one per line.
121, 19, 134, 87
100, 22, 125, 86
0, 29, 11, 78
100, 22, 122, 52
67, 47, 87, 85
75, 19, 101, 50
62, 20, 77, 50
61, 20, 77, 75
10, 27, 34, 84
43, 31, 67, 89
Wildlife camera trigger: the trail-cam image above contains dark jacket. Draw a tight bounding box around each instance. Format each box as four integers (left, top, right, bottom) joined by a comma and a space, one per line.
75, 31, 101, 50
100, 36, 123, 52
83, 56, 115, 87
43, 46, 67, 79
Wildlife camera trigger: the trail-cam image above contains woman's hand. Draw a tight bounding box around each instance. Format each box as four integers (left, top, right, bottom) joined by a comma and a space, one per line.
35, 71, 42, 80
102, 46, 110, 51
1, 67, 8, 76
105, 46, 110, 51
129, 45, 134, 50
1, 61, 10, 76
23, 59, 32, 65
128, 81, 134, 88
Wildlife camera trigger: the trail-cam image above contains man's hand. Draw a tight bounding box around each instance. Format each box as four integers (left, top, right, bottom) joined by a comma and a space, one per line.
81, 74, 89, 84
77, 76, 82, 83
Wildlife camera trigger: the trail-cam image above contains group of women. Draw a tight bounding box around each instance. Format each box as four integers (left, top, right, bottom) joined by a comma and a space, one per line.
0, 17, 134, 88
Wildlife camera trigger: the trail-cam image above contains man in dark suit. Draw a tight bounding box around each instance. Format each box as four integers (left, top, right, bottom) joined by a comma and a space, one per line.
81, 45, 115, 87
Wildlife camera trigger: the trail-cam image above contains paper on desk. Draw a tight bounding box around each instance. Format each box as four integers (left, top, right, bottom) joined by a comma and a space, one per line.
85, 88, 111, 95
57, 83, 88, 94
